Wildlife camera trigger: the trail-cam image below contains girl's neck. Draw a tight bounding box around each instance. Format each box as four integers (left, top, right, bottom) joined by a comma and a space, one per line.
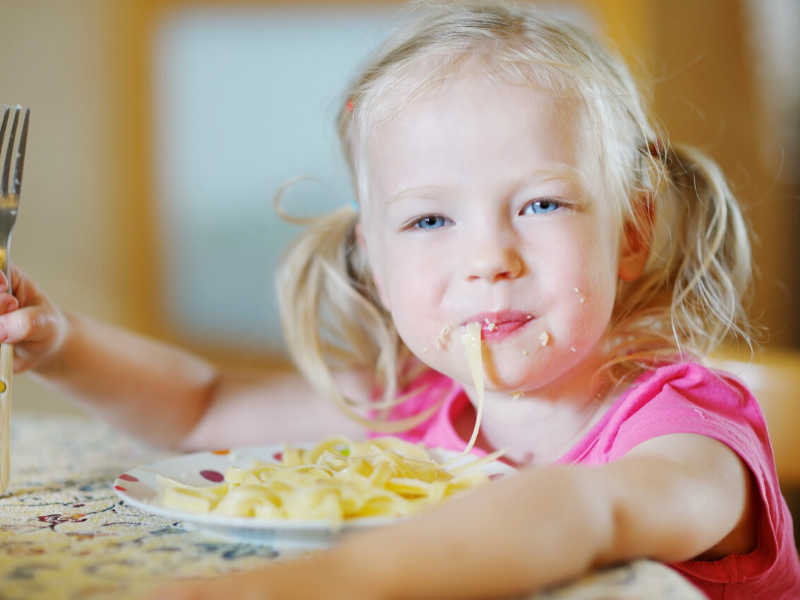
458, 347, 622, 466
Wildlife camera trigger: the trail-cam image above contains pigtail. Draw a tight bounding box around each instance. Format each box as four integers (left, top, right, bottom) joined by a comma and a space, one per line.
663, 144, 752, 349
605, 142, 753, 385
275, 196, 442, 432
275, 198, 391, 417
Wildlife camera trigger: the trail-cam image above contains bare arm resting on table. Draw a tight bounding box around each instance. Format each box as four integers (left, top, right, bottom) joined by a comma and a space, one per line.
149, 432, 756, 600
0, 265, 367, 449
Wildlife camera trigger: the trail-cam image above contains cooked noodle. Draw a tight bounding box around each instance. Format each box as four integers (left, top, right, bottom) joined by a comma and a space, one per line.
157, 322, 500, 523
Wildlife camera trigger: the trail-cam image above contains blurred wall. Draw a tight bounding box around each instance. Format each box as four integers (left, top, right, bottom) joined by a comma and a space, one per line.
0, 0, 797, 415
649, 0, 800, 351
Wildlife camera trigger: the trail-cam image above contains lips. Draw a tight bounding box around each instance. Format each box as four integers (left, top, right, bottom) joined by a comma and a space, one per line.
462, 311, 534, 340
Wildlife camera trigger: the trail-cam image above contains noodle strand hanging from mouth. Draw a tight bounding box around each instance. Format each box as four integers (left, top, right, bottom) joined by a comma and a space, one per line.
437, 322, 497, 468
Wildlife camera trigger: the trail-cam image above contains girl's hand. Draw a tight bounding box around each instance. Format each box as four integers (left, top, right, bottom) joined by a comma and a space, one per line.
0, 264, 67, 373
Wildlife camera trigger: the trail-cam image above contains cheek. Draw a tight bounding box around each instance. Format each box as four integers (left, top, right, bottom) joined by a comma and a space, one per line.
549, 230, 619, 342
567, 288, 615, 341
361, 217, 445, 352
382, 254, 472, 375
380, 251, 444, 346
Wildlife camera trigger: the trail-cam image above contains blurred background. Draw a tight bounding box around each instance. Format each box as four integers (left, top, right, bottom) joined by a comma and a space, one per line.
0, 0, 798, 471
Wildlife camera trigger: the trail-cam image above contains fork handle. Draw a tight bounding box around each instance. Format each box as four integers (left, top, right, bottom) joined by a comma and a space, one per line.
0, 343, 11, 494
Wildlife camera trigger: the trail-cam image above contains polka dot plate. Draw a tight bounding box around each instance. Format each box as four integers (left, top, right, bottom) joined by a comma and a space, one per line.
113, 443, 516, 549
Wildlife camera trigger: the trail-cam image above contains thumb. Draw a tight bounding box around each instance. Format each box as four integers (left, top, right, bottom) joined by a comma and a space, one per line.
0, 307, 56, 345
0, 306, 65, 372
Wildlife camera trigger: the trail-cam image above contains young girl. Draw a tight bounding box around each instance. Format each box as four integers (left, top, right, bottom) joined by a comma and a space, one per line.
3, 1, 799, 598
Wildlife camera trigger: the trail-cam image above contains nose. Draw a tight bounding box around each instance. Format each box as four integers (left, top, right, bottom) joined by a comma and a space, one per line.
465, 229, 523, 282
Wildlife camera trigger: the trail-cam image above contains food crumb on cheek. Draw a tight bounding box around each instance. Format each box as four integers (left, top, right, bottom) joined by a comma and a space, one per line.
422, 347, 428, 354
522, 350, 529, 356
571, 347, 577, 352
436, 324, 453, 351
580, 298, 585, 304
511, 392, 524, 401
539, 331, 549, 346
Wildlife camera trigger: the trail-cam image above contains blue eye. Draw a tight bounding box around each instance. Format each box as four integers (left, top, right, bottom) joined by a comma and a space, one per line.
415, 215, 447, 229
522, 200, 560, 215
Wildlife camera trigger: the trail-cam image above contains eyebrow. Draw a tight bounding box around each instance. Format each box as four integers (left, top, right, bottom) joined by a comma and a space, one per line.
510, 166, 587, 190
385, 166, 587, 208
385, 185, 450, 208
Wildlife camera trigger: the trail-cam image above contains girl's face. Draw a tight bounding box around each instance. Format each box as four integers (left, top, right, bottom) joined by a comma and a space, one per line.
361, 74, 635, 396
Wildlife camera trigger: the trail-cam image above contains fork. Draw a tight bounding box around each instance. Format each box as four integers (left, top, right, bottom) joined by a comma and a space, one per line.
0, 105, 30, 495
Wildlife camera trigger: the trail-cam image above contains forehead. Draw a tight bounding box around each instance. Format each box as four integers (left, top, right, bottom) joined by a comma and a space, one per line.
364, 74, 599, 199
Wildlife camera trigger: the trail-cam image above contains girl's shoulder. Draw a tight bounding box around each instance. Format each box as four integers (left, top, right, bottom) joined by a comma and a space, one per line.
628, 366, 800, 596
562, 360, 769, 465
564, 360, 800, 591
625, 360, 761, 417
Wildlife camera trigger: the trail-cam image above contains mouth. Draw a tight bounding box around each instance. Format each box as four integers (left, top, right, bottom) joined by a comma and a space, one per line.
462, 311, 534, 340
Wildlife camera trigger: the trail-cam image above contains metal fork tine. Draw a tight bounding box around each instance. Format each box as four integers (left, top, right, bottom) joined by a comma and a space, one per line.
0, 107, 9, 184
1, 108, 20, 197
0, 106, 11, 196
12, 109, 30, 197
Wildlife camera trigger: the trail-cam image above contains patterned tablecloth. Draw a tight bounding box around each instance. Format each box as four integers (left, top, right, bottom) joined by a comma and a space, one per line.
0, 412, 705, 600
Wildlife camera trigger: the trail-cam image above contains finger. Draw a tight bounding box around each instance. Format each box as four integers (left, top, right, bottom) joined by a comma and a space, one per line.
0, 293, 18, 316
0, 306, 55, 345
3, 262, 26, 295
12, 353, 36, 374
7, 263, 51, 311
8, 261, 22, 291
10, 334, 54, 374
7, 262, 35, 301
11, 338, 50, 374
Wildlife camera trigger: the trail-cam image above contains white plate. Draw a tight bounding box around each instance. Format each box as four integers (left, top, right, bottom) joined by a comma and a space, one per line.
114, 443, 516, 549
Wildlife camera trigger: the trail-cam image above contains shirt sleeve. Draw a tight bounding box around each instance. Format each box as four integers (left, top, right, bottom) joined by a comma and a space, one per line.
602, 363, 787, 582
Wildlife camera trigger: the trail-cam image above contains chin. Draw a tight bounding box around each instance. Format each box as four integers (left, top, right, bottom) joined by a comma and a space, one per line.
489, 353, 576, 391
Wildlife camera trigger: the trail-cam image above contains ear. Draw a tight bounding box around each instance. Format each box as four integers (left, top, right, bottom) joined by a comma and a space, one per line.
355, 221, 391, 310
618, 195, 654, 283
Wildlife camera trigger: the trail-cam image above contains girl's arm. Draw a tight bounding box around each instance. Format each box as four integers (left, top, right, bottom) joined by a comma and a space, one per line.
149, 433, 755, 600
348, 433, 754, 598
0, 265, 367, 448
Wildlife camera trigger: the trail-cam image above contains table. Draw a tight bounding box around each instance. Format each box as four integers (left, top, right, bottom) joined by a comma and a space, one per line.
0, 413, 705, 600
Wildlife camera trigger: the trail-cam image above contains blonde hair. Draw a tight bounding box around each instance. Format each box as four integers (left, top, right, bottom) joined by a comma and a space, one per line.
277, 0, 752, 419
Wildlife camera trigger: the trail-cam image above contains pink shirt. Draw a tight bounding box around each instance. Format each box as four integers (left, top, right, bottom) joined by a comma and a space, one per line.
374, 362, 800, 599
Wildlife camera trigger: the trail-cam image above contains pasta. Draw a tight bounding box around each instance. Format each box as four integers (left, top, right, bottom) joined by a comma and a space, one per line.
157, 436, 503, 525
437, 321, 485, 468
157, 321, 501, 524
